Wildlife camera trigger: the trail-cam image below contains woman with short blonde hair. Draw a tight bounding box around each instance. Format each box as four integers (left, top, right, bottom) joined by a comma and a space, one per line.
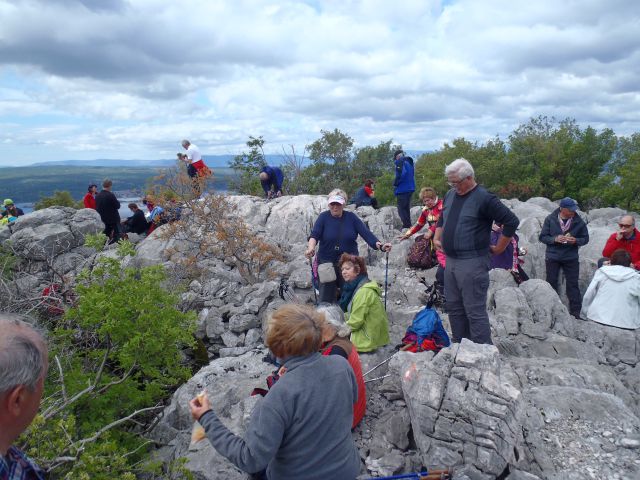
189, 304, 360, 479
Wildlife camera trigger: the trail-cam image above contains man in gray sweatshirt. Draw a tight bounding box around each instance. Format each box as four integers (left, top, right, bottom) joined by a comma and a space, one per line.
434, 158, 520, 345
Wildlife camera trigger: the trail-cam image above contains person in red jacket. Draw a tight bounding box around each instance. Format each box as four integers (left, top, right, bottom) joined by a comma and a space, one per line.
601, 215, 640, 270
83, 184, 97, 209
398, 187, 443, 241
316, 303, 366, 429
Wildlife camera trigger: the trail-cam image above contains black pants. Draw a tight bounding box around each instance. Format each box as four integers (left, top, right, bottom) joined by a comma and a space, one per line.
103, 223, 122, 244
396, 192, 413, 228
318, 262, 345, 304
545, 258, 582, 316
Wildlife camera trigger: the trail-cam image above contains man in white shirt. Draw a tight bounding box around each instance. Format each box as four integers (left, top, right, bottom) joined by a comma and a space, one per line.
180, 139, 210, 195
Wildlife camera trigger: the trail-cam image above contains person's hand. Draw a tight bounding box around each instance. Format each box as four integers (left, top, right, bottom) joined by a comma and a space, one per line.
189, 392, 211, 421
556, 235, 567, 244
277, 366, 287, 377
434, 238, 442, 252
565, 236, 577, 244
376, 242, 392, 252
304, 247, 315, 259
616, 231, 624, 241
397, 234, 409, 241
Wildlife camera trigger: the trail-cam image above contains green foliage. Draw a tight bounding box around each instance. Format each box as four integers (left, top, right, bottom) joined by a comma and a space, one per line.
83, 233, 108, 251
21, 252, 196, 478
229, 136, 268, 195
0, 243, 18, 280
34, 190, 83, 210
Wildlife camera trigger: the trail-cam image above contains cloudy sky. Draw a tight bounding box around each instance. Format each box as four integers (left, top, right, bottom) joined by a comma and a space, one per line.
0, 0, 638, 166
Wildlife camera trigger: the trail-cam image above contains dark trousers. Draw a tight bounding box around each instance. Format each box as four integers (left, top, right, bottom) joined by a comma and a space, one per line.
396, 192, 413, 228
103, 223, 121, 244
318, 262, 345, 304
435, 265, 445, 296
545, 258, 582, 316
444, 256, 492, 345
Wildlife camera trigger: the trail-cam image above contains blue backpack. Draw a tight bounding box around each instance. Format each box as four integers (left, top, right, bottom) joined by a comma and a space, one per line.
403, 307, 450, 352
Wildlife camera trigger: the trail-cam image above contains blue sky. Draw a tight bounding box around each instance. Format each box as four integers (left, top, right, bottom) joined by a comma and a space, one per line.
0, 0, 639, 166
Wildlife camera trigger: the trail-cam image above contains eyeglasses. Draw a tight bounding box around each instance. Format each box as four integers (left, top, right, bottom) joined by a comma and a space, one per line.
618, 223, 634, 228
328, 202, 343, 207
447, 179, 464, 187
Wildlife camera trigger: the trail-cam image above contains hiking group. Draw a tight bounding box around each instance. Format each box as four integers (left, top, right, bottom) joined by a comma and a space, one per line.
3, 147, 639, 480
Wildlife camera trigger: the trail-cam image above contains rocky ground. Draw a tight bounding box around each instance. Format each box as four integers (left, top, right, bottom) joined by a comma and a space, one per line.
2, 196, 639, 479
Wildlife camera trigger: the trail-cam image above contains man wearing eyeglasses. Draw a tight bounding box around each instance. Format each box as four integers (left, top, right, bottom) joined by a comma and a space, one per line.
602, 215, 640, 270
433, 158, 519, 345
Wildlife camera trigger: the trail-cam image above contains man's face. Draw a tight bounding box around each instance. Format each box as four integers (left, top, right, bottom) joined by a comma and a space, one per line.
559, 207, 576, 219
618, 216, 635, 237
447, 173, 471, 194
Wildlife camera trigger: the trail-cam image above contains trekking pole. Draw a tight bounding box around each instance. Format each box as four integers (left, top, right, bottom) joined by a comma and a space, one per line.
363, 353, 396, 377
384, 249, 389, 311
365, 374, 390, 384
308, 257, 318, 305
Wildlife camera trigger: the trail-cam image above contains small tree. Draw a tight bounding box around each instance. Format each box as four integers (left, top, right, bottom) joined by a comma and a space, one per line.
35, 190, 83, 210
19, 243, 196, 478
229, 136, 267, 195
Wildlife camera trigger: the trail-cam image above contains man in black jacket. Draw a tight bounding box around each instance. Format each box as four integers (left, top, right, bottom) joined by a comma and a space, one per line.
434, 158, 520, 345
95, 179, 121, 244
122, 203, 149, 235
539, 197, 590, 318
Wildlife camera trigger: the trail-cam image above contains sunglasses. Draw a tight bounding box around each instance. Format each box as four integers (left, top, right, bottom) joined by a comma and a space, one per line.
618, 223, 633, 228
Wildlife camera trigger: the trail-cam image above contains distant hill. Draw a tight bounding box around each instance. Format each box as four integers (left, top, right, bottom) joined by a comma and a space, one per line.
24, 154, 287, 168
0, 165, 238, 204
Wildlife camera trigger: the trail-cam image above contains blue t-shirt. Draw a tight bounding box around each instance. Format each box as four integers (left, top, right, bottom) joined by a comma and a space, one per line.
310, 210, 380, 263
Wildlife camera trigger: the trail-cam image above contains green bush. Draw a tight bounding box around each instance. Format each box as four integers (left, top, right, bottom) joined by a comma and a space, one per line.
35, 190, 83, 210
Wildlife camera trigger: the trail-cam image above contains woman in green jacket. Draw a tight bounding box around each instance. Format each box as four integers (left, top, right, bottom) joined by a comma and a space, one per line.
338, 253, 390, 352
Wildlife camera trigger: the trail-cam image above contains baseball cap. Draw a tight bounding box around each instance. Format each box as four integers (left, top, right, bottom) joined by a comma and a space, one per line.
327, 195, 345, 205
3, 199, 13, 206
559, 197, 578, 211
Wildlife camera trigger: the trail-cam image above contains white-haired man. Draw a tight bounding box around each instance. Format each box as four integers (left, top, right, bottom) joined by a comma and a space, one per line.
434, 158, 519, 345
0, 315, 48, 479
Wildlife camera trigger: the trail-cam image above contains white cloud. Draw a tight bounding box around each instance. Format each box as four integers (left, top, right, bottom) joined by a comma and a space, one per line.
0, 0, 638, 165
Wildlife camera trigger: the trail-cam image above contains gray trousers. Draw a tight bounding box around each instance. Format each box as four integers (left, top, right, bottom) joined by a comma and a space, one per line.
444, 255, 492, 345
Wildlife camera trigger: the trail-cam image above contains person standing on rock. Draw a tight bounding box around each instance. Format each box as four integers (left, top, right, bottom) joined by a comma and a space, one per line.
393, 149, 415, 229
189, 304, 360, 480
0, 315, 48, 480
433, 158, 519, 345
305, 188, 392, 304
95, 178, 121, 244
539, 197, 589, 319
83, 184, 97, 209
180, 139, 211, 195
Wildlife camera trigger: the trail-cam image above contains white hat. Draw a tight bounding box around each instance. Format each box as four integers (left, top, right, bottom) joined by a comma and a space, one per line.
327, 195, 345, 205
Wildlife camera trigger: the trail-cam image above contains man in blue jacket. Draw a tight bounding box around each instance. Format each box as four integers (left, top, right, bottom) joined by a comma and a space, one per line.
539, 197, 590, 318
259, 166, 284, 199
393, 149, 415, 228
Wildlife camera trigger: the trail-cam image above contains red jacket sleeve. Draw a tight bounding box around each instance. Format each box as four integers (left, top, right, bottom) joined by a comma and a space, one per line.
602, 233, 618, 258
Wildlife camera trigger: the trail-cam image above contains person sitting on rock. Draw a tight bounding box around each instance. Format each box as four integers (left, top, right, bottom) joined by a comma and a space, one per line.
398, 187, 443, 242
581, 249, 640, 329
121, 203, 149, 235
188, 304, 360, 480
338, 253, 390, 353
600, 215, 640, 270
0, 199, 24, 225
316, 303, 366, 429
259, 166, 284, 199
349, 179, 378, 209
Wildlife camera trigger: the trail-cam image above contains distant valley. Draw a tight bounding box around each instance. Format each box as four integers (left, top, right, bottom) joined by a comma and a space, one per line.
0, 164, 238, 204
